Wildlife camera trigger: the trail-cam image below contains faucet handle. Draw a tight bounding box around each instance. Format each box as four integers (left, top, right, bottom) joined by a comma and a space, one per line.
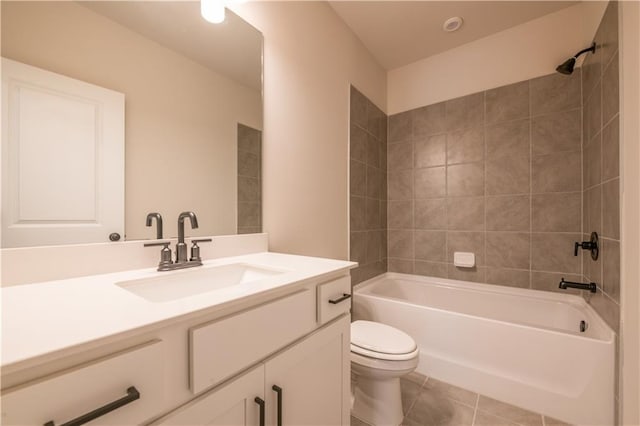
190, 238, 212, 262
144, 241, 173, 269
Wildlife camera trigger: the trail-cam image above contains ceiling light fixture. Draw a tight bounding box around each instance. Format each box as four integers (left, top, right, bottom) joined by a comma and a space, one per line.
443, 17, 463, 32
201, 0, 225, 24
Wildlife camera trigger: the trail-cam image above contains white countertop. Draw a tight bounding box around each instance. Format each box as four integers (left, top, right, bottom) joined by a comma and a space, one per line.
1, 252, 355, 371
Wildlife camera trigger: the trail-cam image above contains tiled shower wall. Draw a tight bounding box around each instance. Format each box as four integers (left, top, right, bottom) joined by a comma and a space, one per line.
386, 72, 586, 290
350, 86, 388, 285
237, 123, 262, 234
581, 0, 620, 336
581, 1, 621, 416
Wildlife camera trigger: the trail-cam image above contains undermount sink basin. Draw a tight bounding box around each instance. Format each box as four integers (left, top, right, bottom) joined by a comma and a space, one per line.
116, 263, 287, 303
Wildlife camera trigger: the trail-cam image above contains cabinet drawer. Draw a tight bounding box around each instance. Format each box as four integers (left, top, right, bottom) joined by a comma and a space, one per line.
190, 289, 315, 394
317, 276, 351, 324
1, 340, 164, 426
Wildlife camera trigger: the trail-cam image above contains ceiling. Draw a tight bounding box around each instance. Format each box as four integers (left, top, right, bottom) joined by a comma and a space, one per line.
329, 1, 578, 70
82, 2, 262, 90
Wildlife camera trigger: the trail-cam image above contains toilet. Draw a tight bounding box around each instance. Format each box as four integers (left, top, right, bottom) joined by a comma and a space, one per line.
350, 320, 419, 426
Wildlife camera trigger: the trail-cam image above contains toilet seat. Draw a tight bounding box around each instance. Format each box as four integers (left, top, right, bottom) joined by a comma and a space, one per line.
351, 320, 418, 361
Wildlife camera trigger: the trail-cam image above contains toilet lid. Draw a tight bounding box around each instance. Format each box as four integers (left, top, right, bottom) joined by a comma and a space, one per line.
351, 321, 417, 358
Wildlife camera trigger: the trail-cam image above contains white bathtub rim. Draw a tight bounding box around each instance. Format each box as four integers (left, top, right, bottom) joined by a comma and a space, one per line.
353, 272, 615, 343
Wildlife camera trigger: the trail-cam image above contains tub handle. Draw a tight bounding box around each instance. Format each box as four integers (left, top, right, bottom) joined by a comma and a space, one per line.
328, 293, 351, 304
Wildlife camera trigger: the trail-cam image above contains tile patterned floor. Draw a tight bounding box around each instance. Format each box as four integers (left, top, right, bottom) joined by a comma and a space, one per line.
351, 372, 573, 426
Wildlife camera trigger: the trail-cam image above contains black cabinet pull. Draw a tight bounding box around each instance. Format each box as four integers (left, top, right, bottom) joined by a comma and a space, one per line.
328, 293, 351, 304
272, 385, 283, 426
254, 397, 265, 426
43, 386, 140, 426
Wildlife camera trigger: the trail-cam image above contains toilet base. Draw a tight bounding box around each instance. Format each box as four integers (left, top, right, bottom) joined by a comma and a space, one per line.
351, 374, 404, 426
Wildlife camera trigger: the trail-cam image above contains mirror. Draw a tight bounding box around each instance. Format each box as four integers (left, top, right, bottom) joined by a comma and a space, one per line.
1, 1, 263, 248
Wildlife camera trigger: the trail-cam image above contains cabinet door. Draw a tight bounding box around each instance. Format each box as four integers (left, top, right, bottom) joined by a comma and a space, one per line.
265, 315, 350, 426
152, 365, 265, 426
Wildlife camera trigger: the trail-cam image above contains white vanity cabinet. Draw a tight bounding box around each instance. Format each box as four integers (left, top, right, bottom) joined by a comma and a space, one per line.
152, 316, 350, 426
1, 266, 353, 426
1, 340, 165, 426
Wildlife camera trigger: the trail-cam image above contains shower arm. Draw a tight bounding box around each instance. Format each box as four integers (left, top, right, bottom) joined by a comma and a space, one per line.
573, 42, 596, 59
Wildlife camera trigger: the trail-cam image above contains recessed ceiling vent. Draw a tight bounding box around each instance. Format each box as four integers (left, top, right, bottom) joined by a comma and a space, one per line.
443, 16, 463, 32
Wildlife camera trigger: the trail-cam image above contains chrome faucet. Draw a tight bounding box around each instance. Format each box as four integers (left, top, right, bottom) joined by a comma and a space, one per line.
176, 211, 199, 263
144, 211, 211, 271
145, 212, 163, 239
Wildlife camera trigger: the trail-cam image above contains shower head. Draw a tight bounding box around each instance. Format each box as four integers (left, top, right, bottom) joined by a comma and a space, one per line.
556, 57, 577, 75
556, 42, 596, 75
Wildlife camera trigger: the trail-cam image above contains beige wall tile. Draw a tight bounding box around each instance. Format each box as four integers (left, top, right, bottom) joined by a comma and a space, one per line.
350, 195, 366, 231
388, 257, 414, 274
531, 192, 581, 232
388, 200, 414, 229
486, 232, 530, 269
350, 123, 368, 163
447, 231, 485, 266
445, 92, 484, 131
388, 141, 414, 171
486, 119, 530, 160
388, 110, 412, 143
238, 202, 261, 227
485, 268, 530, 289
531, 233, 581, 274
602, 116, 620, 181
531, 271, 583, 295
530, 71, 581, 116
486, 155, 530, 195
587, 185, 602, 235
238, 150, 260, 178
603, 238, 621, 303
388, 230, 414, 259
582, 44, 602, 102
447, 162, 484, 197
366, 165, 384, 199
389, 170, 414, 200
531, 109, 581, 156
365, 230, 383, 264
414, 261, 448, 278
602, 52, 619, 124
447, 197, 485, 231
415, 134, 446, 168
350, 231, 366, 264
531, 151, 582, 193
365, 197, 381, 229
486, 195, 530, 231
414, 102, 446, 137
366, 132, 381, 168
415, 167, 446, 198
350, 159, 366, 196
415, 230, 447, 262
485, 81, 529, 124
602, 178, 620, 239
415, 198, 447, 230
585, 81, 602, 142
447, 127, 484, 165
585, 136, 602, 189
448, 264, 486, 283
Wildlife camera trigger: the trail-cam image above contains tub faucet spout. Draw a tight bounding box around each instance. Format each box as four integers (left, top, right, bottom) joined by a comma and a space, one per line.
559, 278, 597, 293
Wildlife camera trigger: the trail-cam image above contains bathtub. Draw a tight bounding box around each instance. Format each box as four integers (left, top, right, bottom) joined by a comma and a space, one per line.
352, 273, 615, 425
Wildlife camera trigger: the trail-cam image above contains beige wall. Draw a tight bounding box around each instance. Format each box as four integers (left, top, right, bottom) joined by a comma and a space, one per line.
620, 1, 640, 423
387, 2, 607, 115
1, 2, 262, 240
230, 2, 387, 260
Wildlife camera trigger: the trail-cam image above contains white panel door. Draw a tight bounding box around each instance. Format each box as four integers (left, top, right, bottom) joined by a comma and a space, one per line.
1, 58, 124, 247
264, 316, 350, 426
